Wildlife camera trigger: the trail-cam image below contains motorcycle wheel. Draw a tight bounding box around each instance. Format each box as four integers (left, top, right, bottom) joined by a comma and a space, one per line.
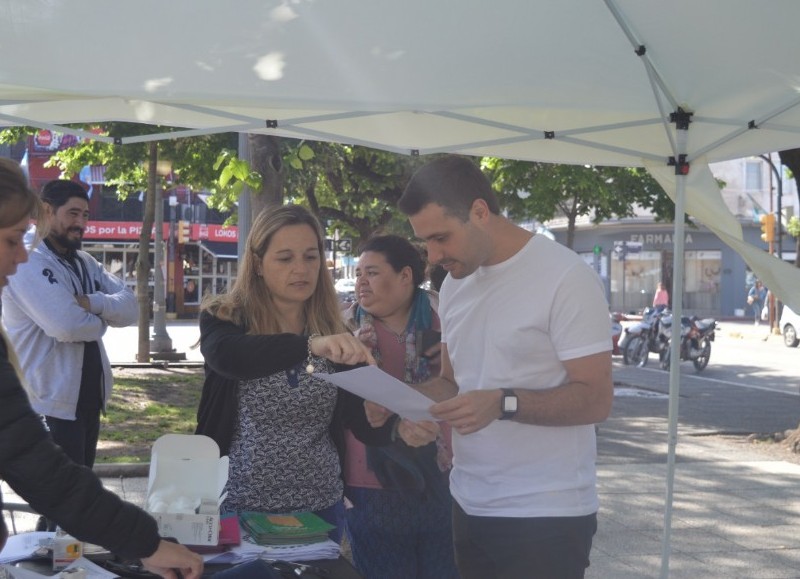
624, 335, 648, 367
659, 348, 670, 370
693, 339, 711, 372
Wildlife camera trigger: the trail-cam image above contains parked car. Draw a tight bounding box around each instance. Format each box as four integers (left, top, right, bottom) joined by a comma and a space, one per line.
334, 277, 357, 302
779, 304, 800, 348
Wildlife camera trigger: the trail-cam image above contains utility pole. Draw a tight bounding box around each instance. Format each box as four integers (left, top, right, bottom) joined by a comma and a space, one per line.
759, 154, 783, 335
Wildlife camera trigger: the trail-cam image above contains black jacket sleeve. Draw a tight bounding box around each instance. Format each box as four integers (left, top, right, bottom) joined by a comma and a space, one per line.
0, 338, 161, 560
199, 311, 308, 380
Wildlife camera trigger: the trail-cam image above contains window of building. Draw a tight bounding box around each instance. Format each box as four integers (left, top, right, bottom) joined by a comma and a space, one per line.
684, 250, 721, 315
609, 250, 661, 312
745, 160, 763, 191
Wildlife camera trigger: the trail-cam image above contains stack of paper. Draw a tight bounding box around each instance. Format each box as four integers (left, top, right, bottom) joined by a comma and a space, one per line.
238, 512, 333, 545
204, 537, 340, 565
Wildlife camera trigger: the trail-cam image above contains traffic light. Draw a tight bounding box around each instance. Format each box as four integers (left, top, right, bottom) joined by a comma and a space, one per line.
177, 221, 191, 244
759, 213, 775, 243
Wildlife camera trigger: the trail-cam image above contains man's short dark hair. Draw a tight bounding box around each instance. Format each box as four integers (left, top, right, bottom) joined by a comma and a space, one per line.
398, 155, 500, 221
41, 180, 89, 209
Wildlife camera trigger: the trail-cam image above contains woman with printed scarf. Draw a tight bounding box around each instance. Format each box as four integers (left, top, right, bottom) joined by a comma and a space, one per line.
343, 235, 458, 579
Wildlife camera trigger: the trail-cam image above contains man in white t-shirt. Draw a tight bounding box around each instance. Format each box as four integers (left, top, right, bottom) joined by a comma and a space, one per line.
396, 155, 613, 579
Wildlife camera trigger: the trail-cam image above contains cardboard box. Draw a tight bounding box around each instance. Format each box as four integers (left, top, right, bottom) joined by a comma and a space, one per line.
146, 434, 229, 546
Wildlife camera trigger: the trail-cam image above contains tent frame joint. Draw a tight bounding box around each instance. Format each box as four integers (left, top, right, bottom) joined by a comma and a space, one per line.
669, 108, 693, 130
667, 154, 690, 175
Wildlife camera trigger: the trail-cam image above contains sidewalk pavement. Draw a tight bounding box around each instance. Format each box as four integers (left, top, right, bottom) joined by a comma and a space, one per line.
3, 319, 800, 577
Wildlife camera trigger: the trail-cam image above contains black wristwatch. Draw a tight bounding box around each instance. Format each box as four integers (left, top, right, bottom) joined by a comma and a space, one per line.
499, 388, 518, 420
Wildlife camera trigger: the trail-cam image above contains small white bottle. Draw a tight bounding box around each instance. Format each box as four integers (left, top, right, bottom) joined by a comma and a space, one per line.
52, 527, 83, 571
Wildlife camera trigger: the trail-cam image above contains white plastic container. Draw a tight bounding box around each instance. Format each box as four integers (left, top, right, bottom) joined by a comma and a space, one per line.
52, 528, 83, 571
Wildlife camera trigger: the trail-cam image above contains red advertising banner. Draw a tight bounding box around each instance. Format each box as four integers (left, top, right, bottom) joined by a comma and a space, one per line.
82, 221, 239, 242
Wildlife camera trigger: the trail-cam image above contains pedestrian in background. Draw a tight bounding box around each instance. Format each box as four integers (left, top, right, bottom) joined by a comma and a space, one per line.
0, 157, 203, 579
2, 179, 137, 530
747, 280, 767, 326
343, 235, 458, 579
396, 155, 612, 579
196, 205, 393, 542
652, 281, 669, 309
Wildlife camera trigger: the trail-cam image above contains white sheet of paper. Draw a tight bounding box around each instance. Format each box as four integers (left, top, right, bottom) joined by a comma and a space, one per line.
314, 366, 436, 421
0, 556, 117, 579
0, 531, 53, 565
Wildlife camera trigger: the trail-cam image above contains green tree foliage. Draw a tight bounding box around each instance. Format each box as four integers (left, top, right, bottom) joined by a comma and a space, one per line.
481, 158, 670, 248
0, 123, 254, 360
280, 142, 430, 249
778, 149, 800, 267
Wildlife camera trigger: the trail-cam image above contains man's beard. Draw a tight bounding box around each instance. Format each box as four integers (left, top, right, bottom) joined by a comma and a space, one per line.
52, 229, 83, 251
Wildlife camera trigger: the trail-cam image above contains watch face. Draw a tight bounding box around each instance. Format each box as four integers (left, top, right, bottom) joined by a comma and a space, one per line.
503, 395, 518, 413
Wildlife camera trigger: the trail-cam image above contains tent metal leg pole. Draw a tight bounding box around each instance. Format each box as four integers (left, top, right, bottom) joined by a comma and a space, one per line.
660, 139, 688, 578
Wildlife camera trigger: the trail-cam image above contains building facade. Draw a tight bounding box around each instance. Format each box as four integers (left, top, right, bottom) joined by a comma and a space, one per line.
548, 155, 799, 317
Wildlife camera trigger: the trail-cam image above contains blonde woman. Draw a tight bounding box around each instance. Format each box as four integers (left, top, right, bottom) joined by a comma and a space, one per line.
196, 205, 392, 542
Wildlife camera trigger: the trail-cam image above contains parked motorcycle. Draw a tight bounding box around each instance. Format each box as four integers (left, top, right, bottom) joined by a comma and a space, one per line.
656, 314, 717, 372
621, 306, 669, 367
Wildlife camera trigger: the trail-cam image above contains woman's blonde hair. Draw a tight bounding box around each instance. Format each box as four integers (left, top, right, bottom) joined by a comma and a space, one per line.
0, 158, 47, 241
201, 205, 345, 336
0, 158, 43, 387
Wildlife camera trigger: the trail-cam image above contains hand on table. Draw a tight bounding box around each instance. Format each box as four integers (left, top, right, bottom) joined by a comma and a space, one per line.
140, 539, 204, 579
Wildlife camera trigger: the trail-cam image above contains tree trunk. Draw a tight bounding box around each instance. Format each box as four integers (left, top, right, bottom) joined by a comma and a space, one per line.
566, 215, 576, 249
247, 134, 284, 222
777, 149, 800, 267
136, 144, 157, 362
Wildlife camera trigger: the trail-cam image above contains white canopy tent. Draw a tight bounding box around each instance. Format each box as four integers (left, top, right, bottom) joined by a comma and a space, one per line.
3, 1, 800, 575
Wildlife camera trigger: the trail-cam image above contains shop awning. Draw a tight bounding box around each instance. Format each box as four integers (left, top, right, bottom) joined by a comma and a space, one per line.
200, 240, 238, 259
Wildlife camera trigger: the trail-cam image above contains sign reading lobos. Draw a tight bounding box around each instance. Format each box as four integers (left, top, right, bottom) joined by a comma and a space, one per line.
629, 233, 694, 246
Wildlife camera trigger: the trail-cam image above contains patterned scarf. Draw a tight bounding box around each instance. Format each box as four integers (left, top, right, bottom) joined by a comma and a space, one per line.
353, 288, 434, 384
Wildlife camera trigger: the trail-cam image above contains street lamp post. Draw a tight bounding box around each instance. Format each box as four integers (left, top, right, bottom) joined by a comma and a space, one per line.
166, 194, 178, 314
150, 179, 173, 354
759, 154, 783, 258
759, 154, 784, 336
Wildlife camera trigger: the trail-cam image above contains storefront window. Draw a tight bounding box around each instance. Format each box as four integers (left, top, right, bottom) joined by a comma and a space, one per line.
84, 243, 154, 296
684, 250, 721, 314
84, 241, 236, 311
610, 250, 661, 312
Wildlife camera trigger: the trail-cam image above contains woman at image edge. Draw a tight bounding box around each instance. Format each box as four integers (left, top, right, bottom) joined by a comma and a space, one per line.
196, 205, 394, 541
0, 158, 203, 579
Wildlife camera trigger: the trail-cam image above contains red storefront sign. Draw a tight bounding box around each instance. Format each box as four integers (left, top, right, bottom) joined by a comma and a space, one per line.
82, 221, 239, 242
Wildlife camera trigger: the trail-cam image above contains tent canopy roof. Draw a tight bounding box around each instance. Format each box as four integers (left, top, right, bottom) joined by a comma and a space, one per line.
2, 0, 799, 167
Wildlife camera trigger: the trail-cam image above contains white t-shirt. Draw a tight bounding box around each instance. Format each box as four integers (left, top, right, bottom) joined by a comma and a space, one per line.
439, 234, 611, 517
